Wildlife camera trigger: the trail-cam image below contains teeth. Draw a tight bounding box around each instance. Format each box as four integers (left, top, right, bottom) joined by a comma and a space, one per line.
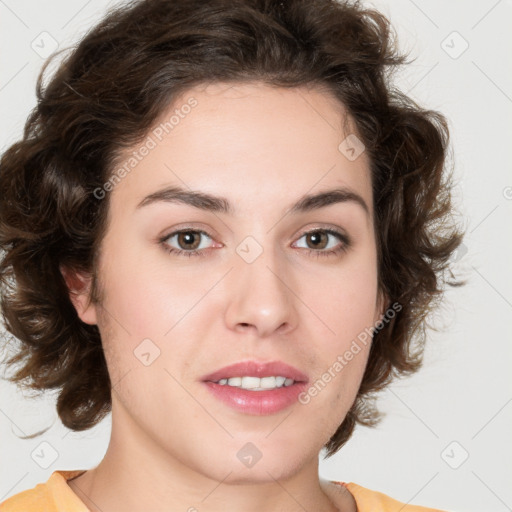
215, 376, 295, 390
275, 376, 286, 387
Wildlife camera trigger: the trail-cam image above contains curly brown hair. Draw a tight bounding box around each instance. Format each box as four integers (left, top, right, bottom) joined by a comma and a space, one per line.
0, 0, 464, 456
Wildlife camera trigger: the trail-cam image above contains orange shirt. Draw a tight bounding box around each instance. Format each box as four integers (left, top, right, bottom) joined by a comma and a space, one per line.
0, 470, 447, 511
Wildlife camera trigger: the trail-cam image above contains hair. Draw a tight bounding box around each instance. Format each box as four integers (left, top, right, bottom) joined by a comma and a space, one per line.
0, 0, 465, 456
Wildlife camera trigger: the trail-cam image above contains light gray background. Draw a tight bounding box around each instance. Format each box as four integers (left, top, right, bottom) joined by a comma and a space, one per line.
1, 1, 511, 511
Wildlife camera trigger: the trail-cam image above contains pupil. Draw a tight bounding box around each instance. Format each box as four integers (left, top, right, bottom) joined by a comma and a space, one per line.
308, 232, 327, 249
179, 231, 199, 250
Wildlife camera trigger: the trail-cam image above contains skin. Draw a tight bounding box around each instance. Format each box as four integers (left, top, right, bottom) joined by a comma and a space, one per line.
64, 81, 387, 512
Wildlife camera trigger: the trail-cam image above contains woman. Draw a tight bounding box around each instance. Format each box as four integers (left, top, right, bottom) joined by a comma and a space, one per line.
0, 0, 464, 510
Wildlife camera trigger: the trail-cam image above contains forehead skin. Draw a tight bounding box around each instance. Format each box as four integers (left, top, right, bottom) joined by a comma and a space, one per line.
104, 81, 374, 238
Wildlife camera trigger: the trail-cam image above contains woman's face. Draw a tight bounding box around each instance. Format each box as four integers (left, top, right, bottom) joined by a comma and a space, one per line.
72, 82, 385, 483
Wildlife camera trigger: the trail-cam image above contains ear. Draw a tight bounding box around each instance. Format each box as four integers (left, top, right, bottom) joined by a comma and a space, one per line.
60, 265, 98, 325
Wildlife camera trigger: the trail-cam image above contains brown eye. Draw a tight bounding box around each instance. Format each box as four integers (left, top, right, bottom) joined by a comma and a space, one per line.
177, 231, 201, 250
305, 231, 329, 249
162, 229, 214, 255
292, 228, 350, 257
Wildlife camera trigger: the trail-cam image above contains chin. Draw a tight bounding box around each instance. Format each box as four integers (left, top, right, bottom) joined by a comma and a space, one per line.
191, 447, 308, 485
220, 464, 302, 485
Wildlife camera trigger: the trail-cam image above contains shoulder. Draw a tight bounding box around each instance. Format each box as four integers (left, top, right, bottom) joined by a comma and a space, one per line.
0, 481, 53, 512
0, 470, 87, 512
331, 481, 448, 512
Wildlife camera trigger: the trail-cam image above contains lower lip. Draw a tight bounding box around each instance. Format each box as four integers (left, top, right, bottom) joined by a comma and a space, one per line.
203, 381, 308, 415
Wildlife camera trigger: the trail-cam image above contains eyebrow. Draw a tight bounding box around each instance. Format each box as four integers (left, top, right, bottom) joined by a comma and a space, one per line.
136, 185, 369, 217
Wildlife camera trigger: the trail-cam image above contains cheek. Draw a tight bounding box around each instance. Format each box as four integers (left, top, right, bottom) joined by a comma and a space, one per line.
302, 256, 379, 342
97, 247, 217, 341
294, 254, 377, 412
95, 257, 222, 397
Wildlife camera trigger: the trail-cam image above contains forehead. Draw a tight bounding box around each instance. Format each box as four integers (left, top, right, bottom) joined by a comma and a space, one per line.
106, 81, 373, 222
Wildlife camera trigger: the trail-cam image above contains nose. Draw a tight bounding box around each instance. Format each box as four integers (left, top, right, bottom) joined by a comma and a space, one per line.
224, 244, 299, 338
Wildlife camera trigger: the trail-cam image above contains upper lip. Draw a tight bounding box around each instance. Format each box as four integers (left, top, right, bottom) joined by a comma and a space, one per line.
201, 360, 309, 383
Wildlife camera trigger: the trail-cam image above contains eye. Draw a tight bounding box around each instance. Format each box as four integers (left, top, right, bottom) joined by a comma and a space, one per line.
292, 228, 350, 257
161, 229, 215, 257
159, 227, 350, 259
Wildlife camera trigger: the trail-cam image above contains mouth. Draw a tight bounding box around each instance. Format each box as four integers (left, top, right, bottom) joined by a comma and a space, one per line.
211, 375, 296, 390
201, 360, 309, 387
200, 360, 309, 415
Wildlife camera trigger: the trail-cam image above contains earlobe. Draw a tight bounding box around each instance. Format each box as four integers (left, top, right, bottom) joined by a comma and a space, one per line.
60, 265, 98, 325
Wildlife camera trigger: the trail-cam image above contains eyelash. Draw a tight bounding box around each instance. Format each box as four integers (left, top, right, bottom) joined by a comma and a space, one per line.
159, 228, 351, 259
